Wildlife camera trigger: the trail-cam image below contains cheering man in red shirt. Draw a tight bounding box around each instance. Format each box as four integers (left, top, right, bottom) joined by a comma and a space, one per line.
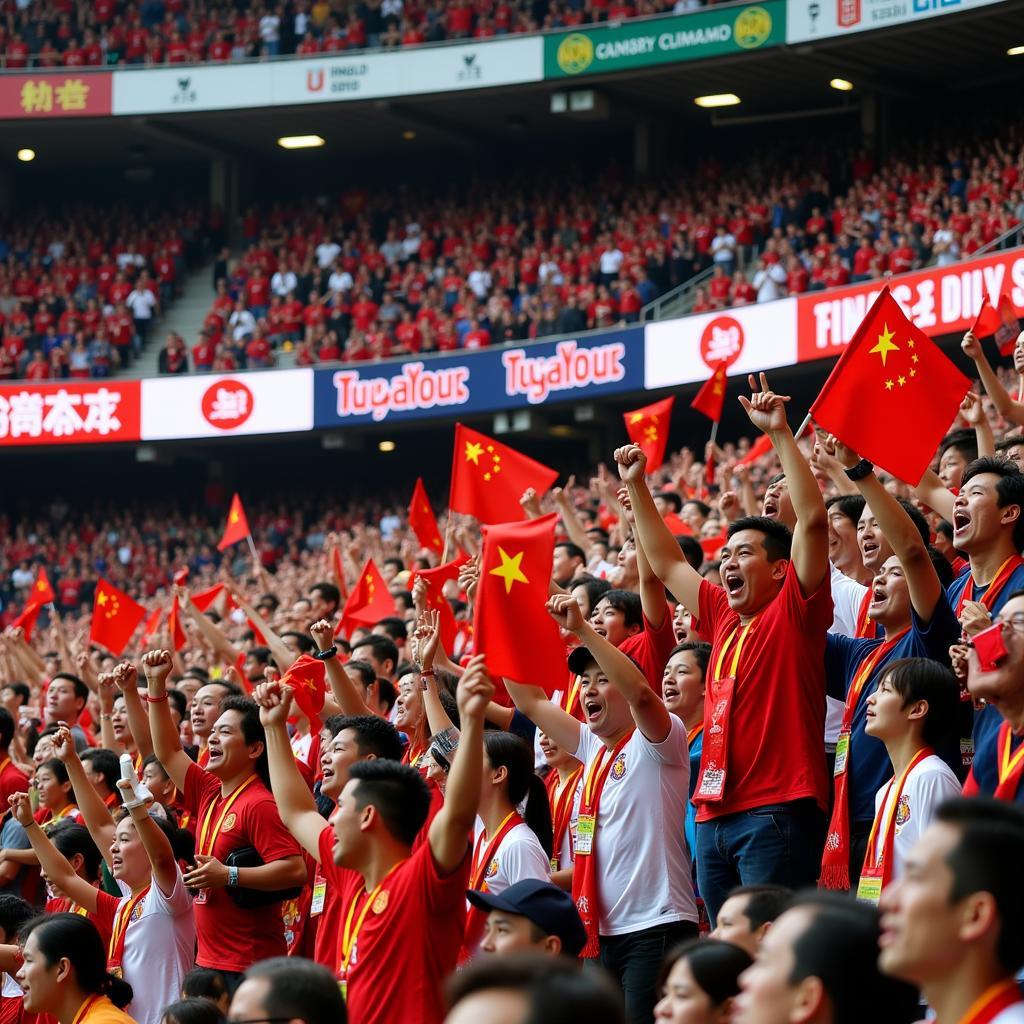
254, 655, 491, 1024
143, 650, 306, 989
619, 372, 832, 923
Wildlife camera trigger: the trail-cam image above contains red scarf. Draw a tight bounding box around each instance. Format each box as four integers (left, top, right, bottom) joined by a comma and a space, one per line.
994, 721, 1024, 802
461, 811, 523, 957
958, 978, 1024, 1024
956, 555, 1024, 615
546, 765, 583, 871
107, 886, 150, 977
572, 730, 633, 958
855, 588, 877, 639
820, 630, 907, 890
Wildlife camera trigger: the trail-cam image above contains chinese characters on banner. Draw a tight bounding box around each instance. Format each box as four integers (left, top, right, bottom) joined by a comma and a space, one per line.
0, 382, 140, 446
0, 72, 113, 118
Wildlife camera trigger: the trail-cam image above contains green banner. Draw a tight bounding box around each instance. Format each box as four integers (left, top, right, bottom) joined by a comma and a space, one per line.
544, 1, 785, 78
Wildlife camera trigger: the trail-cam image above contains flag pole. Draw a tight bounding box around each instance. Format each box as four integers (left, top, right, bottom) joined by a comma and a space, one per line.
703, 420, 720, 500
795, 412, 813, 439
441, 515, 453, 566
246, 533, 260, 565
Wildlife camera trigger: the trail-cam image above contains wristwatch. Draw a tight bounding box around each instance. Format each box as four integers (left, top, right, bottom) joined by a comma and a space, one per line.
312, 645, 338, 661
845, 459, 874, 481
228, 866, 239, 887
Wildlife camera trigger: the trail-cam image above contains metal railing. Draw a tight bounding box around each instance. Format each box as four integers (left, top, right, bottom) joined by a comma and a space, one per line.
640, 265, 713, 323
972, 222, 1024, 259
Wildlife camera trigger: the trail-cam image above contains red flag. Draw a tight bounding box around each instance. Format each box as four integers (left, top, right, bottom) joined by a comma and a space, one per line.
191, 583, 226, 613
473, 513, 565, 691
140, 608, 162, 645
172, 567, 189, 586
32, 568, 55, 606
329, 546, 349, 601
623, 396, 674, 473
691, 363, 728, 423
90, 578, 147, 656
408, 477, 443, 555
339, 559, 394, 634
810, 288, 971, 485
449, 423, 558, 525
246, 617, 267, 645
281, 653, 327, 720
972, 294, 1020, 356
736, 434, 773, 467
700, 533, 728, 560
218, 493, 251, 551
11, 602, 40, 642
168, 596, 187, 652
412, 556, 469, 651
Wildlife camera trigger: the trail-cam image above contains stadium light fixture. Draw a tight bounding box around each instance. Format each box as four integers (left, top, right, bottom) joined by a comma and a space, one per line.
1008, 44, 1024, 56
277, 135, 325, 150
694, 93, 740, 109
830, 78, 854, 91
16, 148, 35, 162
402, 130, 416, 140
378, 440, 397, 453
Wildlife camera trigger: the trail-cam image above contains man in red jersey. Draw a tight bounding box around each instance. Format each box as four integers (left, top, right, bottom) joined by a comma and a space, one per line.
253, 655, 489, 1024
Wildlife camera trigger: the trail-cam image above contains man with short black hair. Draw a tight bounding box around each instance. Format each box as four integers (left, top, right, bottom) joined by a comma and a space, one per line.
80, 749, 120, 810
229, 956, 346, 1024
552, 543, 587, 588
43, 673, 89, 751
351, 634, 399, 683
471, 878, 587, 959
308, 581, 341, 622
711, 884, 792, 957
879, 799, 1024, 1023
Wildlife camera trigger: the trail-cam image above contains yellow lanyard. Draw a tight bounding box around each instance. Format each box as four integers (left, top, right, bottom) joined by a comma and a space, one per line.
338, 863, 401, 977
198, 774, 257, 857
713, 616, 760, 682
999, 727, 1024, 785
108, 886, 150, 962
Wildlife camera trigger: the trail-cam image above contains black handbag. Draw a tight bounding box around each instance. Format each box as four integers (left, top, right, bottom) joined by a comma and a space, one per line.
223, 846, 303, 909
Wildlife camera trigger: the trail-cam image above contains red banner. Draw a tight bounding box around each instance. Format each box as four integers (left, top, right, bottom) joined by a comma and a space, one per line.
0, 381, 141, 446
0, 72, 113, 119
796, 248, 1024, 363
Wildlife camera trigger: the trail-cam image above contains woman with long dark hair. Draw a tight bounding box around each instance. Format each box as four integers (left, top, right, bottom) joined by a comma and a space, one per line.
655, 939, 752, 1024
17, 913, 136, 1023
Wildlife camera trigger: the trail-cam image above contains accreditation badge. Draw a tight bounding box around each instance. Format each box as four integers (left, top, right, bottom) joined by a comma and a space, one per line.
574, 814, 596, 856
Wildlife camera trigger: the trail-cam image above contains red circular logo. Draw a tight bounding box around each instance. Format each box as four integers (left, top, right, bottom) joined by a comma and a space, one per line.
201, 378, 254, 430
699, 316, 744, 369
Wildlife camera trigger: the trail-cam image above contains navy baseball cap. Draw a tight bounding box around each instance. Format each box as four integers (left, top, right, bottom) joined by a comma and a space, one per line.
467, 878, 587, 957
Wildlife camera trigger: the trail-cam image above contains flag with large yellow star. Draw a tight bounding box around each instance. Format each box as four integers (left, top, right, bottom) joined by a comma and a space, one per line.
408, 477, 443, 554
32, 567, 55, 606
810, 287, 971, 485
691, 363, 728, 425
474, 512, 566, 692
89, 578, 146, 656
449, 424, 558, 525
217, 493, 251, 552
623, 395, 675, 472
409, 554, 468, 651
338, 558, 395, 637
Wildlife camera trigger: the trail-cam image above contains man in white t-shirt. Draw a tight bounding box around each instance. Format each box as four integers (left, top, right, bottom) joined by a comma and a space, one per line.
752, 260, 787, 303
507, 594, 697, 1024
862, 657, 961, 888
126, 272, 159, 348
879, 799, 1024, 1023
315, 237, 341, 269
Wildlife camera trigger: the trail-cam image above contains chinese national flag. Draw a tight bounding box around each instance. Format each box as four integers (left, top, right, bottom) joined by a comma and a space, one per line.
972, 294, 1020, 357
623, 396, 674, 473
32, 568, 55, 606
217, 494, 251, 551
168, 596, 187, 652
281, 653, 327, 721
473, 513, 565, 691
691, 363, 729, 423
11, 602, 40, 642
408, 477, 443, 555
449, 424, 558, 525
191, 583, 226, 613
412, 555, 469, 651
90, 578, 146, 656
140, 608, 162, 645
339, 559, 394, 635
810, 288, 971, 486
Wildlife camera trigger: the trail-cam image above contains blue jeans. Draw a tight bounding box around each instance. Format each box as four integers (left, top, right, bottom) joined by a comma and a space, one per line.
593, 920, 698, 1024
696, 799, 825, 924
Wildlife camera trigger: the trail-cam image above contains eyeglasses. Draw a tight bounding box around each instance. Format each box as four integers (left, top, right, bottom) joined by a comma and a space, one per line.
994, 614, 1024, 634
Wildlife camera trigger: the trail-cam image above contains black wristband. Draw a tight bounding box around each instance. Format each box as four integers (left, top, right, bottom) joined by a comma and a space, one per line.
312, 645, 338, 661
844, 459, 874, 481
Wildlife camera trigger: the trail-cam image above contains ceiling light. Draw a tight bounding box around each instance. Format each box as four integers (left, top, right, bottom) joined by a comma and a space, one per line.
830, 77, 854, 91
402, 130, 416, 140
1008, 44, 1024, 56
694, 93, 740, 109
16, 148, 35, 162
378, 440, 396, 453
277, 135, 324, 150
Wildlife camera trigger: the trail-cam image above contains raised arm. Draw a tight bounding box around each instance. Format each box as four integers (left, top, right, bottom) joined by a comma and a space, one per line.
616, 487, 667, 629
552, 477, 592, 555
176, 587, 242, 669
141, 649, 193, 792
742, 374, 828, 594
96, 673, 121, 753
228, 586, 296, 674
912, 469, 955, 522
828, 436, 941, 623
429, 655, 490, 873
52, 725, 115, 864
959, 390, 995, 459
116, 779, 178, 896
10, 792, 98, 913
962, 330, 1024, 424
254, 682, 326, 860
616, 445, 702, 613
549, 593, 670, 743
113, 662, 153, 760
309, 619, 374, 717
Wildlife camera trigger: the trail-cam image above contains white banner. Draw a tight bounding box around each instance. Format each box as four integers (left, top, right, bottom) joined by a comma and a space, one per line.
112, 37, 542, 116
644, 298, 798, 389
140, 369, 313, 440
786, 0, 1006, 44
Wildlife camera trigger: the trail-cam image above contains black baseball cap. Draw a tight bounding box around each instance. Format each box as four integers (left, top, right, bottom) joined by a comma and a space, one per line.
567, 644, 597, 677
466, 878, 587, 957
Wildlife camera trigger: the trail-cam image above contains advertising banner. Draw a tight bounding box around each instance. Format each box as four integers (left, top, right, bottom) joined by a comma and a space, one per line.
544, 1, 784, 78
786, 0, 1005, 44
0, 72, 112, 119
0, 380, 140, 446
314, 329, 644, 427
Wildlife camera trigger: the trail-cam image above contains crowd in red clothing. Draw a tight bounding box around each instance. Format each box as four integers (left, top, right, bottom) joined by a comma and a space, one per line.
0, 0, 705, 69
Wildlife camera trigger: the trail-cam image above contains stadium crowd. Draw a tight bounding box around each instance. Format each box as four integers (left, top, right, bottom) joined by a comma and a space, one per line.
1, 0, 718, 69
155, 126, 1024, 374
0, 314, 1022, 1023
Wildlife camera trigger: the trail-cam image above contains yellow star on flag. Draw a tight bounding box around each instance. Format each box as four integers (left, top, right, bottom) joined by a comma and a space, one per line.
885, 379, 894, 391
869, 324, 899, 367
489, 547, 529, 594
229, 510, 239, 523
897, 376, 906, 387
465, 441, 484, 465
97, 592, 107, 606
36, 581, 46, 591
629, 413, 644, 424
